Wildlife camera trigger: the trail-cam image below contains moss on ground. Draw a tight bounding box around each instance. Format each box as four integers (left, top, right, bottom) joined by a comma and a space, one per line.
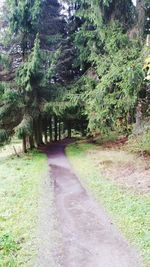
66, 143, 150, 267
0, 150, 47, 267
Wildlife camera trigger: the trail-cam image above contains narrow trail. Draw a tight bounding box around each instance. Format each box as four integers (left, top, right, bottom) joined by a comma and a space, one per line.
46, 141, 143, 267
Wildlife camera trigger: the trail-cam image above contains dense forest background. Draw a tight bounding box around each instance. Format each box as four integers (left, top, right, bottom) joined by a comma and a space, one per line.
0, 0, 150, 152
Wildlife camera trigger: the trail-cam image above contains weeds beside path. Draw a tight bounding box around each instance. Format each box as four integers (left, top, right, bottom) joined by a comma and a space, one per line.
66, 143, 150, 267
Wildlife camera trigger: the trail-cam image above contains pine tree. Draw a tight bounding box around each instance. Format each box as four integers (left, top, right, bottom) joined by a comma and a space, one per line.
0, 0, 65, 151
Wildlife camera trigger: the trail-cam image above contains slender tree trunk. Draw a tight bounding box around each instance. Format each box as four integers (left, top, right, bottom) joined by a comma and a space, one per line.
136, 0, 146, 36
135, 101, 143, 134
44, 130, 48, 144
54, 116, 58, 141
81, 120, 85, 137
34, 117, 43, 146
59, 120, 61, 140
29, 135, 34, 150
49, 117, 53, 142
22, 136, 27, 153
43, 118, 48, 144
68, 121, 71, 138
62, 121, 65, 138
38, 116, 43, 144
34, 119, 40, 147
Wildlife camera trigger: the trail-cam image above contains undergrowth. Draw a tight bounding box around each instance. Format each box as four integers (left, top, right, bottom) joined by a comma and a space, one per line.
91, 131, 120, 145
127, 131, 150, 155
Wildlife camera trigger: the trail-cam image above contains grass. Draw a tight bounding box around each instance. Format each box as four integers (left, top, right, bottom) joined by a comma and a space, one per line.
126, 131, 150, 155
0, 138, 22, 160
93, 130, 120, 145
66, 143, 150, 267
0, 149, 47, 267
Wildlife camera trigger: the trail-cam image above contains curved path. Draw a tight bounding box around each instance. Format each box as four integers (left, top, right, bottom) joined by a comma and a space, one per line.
47, 141, 143, 267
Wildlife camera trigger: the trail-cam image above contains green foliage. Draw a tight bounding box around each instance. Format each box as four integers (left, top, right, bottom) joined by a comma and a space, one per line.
15, 116, 33, 139
44, 101, 64, 116
46, 34, 63, 46
73, 23, 99, 69
1, 0, 149, 143
16, 35, 41, 92
0, 54, 11, 70
5, 0, 41, 54
72, 10, 147, 133
101, 0, 112, 7
75, 0, 134, 28
0, 233, 20, 256
7, 0, 41, 34
0, 105, 11, 121
0, 129, 9, 144
0, 0, 65, 145
44, 49, 61, 82
0, 83, 5, 99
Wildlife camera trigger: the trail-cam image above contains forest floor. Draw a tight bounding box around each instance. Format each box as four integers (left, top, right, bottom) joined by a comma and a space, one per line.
39, 140, 145, 267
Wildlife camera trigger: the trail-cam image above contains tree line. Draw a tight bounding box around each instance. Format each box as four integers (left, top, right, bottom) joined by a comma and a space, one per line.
0, 0, 150, 152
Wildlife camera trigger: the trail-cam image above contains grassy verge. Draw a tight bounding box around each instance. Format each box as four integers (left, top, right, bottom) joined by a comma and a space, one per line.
0, 150, 47, 267
126, 131, 150, 155
92, 130, 121, 145
66, 143, 150, 267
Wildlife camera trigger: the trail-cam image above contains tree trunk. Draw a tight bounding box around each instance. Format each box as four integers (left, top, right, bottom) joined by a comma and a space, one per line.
49, 117, 53, 142
44, 129, 48, 144
29, 135, 35, 150
135, 101, 143, 134
34, 119, 40, 147
146, 34, 150, 46
34, 117, 43, 146
136, 0, 146, 36
62, 121, 65, 138
22, 136, 27, 153
68, 121, 71, 138
54, 116, 58, 141
81, 120, 86, 137
39, 117, 43, 144
43, 118, 48, 144
59, 120, 61, 140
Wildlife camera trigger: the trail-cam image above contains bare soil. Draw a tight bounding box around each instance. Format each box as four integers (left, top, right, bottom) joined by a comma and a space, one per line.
42, 140, 144, 267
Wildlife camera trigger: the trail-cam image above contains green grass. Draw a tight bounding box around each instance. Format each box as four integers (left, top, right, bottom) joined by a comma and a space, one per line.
66, 143, 150, 267
0, 150, 47, 267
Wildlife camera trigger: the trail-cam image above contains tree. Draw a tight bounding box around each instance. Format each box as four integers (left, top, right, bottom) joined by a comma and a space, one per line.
7, 0, 41, 57
62, 0, 149, 135
0, 0, 149, 149
0, 0, 66, 151
130, 0, 149, 39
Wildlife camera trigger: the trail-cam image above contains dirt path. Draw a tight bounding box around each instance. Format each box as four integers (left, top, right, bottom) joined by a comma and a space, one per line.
47, 141, 143, 267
